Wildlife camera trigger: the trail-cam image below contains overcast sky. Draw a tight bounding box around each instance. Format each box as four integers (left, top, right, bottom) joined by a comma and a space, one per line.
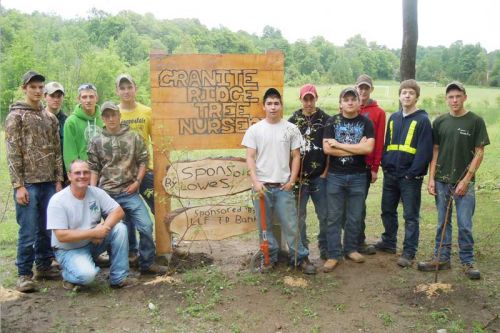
3, 0, 499, 52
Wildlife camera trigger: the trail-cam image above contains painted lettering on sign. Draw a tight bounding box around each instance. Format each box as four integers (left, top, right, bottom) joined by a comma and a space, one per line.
163, 158, 251, 199
166, 205, 257, 241
158, 69, 260, 135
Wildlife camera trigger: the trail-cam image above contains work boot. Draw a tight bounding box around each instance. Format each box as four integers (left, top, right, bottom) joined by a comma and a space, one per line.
16, 275, 36, 293
62, 280, 82, 292
417, 259, 451, 272
140, 263, 169, 276
396, 256, 413, 268
346, 251, 365, 263
111, 277, 140, 289
323, 259, 339, 273
34, 266, 61, 280
298, 258, 317, 275
358, 243, 376, 255
94, 253, 110, 268
463, 263, 481, 280
128, 252, 139, 268
374, 240, 397, 254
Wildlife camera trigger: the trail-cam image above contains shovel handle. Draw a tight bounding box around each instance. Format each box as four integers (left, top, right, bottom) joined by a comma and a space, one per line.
259, 196, 271, 266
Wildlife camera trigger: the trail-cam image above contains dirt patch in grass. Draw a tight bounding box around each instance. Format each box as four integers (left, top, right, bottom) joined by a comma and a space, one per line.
1, 238, 499, 333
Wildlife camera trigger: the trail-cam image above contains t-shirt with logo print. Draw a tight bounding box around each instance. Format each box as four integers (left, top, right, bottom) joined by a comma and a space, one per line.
432, 111, 490, 184
47, 186, 120, 250
323, 114, 374, 174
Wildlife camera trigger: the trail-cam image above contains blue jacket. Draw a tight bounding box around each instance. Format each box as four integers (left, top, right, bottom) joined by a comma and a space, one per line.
381, 109, 433, 178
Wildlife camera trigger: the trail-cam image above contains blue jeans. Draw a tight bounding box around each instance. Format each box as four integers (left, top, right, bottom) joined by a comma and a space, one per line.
55, 223, 129, 285
380, 172, 423, 259
129, 171, 155, 254
357, 171, 372, 248
326, 173, 367, 259
297, 176, 328, 256
252, 186, 309, 265
433, 181, 476, 264
112, 192, 156, 270
14, 182, 56, 276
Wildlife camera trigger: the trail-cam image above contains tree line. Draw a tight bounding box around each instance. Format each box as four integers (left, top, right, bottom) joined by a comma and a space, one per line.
1, 7, 499, 120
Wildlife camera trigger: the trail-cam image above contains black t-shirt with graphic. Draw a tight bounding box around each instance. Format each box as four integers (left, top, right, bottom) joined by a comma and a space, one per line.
323, 114, 374, 174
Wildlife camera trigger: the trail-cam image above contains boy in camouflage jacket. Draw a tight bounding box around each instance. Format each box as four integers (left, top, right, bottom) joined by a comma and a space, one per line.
88, 102, 167, 275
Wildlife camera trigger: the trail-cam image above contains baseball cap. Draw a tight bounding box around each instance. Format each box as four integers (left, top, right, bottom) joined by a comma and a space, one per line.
45, 82, 65, 95
339, 87, 360, 101
263, 87, 282, 102
445, 81, 466, 94
299, 84, 318, 99
100, 101, 120, 115
22, 70, 45, 86
355, 74, 373, 88
116, 73, 135, 87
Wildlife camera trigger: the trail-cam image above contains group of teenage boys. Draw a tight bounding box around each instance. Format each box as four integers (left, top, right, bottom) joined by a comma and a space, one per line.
6, 70, 166, 293
6, 69, 489, 293
244, 77, 489, 279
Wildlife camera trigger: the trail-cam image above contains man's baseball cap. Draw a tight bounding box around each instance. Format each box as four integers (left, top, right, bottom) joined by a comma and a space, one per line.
299, 83, 318, 99
445, 81, 466, 94
22, 70, 45, 86
116, 73, 135, 86
339, 87, 360, 101
355, 74, 373, 88
45, 82, 65, 95
100, 101, 120, 115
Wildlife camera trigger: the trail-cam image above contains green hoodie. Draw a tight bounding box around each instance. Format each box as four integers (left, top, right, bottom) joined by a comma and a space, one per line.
63, 104, 104, 170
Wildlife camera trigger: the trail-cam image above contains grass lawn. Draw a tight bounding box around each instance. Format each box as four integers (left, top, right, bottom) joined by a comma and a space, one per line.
0, 81, 498, 333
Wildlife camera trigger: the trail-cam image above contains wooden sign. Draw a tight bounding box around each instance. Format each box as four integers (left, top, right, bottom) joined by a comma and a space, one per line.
163, 157, 251, 199
150, 51, 284, 254
150, 51, 284, 150
166, 205, 257, 241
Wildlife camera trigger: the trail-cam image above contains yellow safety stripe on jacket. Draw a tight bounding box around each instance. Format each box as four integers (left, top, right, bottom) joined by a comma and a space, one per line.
387, 120, 417, 154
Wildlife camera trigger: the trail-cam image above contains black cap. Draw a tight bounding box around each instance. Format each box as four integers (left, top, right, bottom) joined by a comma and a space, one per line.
263, 88, 282, 103
22, 70, 45, 86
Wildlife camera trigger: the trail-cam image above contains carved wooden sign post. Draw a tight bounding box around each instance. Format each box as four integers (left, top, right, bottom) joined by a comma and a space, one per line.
151, 51, 284, 253
163, 158, 251, 199
167, 205, 257, 241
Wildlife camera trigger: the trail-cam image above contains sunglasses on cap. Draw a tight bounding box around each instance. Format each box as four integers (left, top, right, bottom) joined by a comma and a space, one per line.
78, 83, 97, 93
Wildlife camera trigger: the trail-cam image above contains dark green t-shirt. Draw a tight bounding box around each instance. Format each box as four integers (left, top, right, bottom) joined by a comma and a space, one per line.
432, 111, 490, 184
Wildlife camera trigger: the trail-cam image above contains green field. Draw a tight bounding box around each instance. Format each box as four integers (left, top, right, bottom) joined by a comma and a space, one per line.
1, 81, 499, 332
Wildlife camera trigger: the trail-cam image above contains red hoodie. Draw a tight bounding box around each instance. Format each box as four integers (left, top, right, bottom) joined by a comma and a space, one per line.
360, 99, 386, 173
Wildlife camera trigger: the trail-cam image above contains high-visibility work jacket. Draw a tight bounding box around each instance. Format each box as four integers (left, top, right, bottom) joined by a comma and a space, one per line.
381, 109, 433, 178
387, 119, 417, 154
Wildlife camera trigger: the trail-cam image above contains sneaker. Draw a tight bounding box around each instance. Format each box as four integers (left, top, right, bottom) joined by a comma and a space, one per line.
62, 280, 82, 292
346, 251, 365, 263
140, 263, 169, 275
323, 259, 339, 273
463, 263, 481, 280
358, 244, 376, 255
374, 241, 397, 254
128, 252, 139, 268
417, 259, 451, 272
298, 258, 317, 275
16, 275, 36, 293
94, 253, 110, 268
111, 277, 140, 289
34, 266, 61, 280
396, 256, 413, 268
